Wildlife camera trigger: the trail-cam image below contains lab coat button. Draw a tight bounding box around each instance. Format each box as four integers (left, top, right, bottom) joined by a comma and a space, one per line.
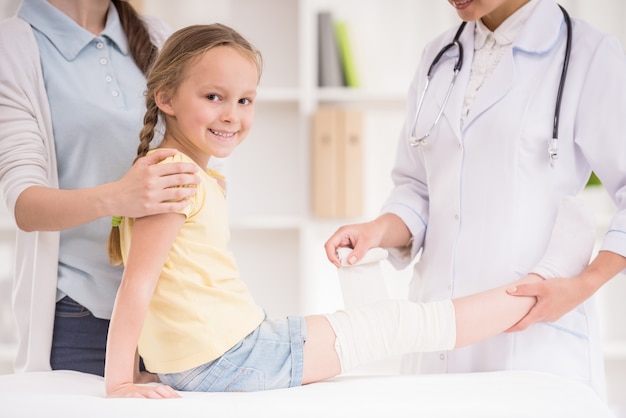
454, 214, 459, 220
440, 354, 445, 360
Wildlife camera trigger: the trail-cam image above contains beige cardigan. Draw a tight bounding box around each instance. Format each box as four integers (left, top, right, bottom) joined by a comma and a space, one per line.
0, 14, 168, 373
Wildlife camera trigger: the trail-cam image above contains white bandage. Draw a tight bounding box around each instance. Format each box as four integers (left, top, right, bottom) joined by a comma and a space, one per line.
336, 247, 389, 309
324, 299, 456, 373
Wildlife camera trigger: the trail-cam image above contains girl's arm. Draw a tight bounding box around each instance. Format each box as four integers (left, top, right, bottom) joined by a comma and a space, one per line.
104, 212, 185, 399
453, 274, 541, 348
14, 149, 199, 232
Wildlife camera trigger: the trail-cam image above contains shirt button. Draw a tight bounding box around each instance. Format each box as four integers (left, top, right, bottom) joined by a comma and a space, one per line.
100, 58, 108, 65
105, 76, 113, 83
96, 42, 104, 49
111, 90, 119, 97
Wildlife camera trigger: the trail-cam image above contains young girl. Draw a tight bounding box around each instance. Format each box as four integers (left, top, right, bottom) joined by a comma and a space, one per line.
104, 23, 595, 398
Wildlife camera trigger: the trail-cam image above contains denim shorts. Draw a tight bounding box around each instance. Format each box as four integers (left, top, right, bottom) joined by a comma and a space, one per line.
158, 316, 306, 392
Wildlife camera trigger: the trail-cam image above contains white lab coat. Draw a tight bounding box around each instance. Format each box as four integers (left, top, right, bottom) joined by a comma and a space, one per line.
382, 0, 626, 398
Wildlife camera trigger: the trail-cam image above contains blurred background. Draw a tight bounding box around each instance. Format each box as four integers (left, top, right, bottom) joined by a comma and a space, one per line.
0, 1, 624, 416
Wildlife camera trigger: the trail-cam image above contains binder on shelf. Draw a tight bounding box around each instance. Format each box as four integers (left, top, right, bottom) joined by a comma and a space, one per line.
317, 11, 345, 87
334, 21, 359, 88
311, 107, 363, 218
336, 108, 363, 218
312, 107, 340, 217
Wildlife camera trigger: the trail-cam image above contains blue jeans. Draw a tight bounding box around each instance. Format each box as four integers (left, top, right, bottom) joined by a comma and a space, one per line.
159, 316, 306, 392
50, 296, 109, 376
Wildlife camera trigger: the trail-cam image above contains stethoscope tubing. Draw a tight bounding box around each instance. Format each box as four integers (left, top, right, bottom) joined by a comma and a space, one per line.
409, 6, 572, 167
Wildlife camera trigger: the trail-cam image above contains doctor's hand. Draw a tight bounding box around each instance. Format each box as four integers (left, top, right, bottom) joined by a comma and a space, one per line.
324, 213, 411, 267
324, 221, 381, 268
504, 275, 590, 332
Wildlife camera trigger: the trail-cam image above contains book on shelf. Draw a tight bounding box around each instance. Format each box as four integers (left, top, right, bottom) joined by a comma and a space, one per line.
317, 11, 344, 87
334, 20, 359, 88
311, 106, 363, 218
317, 12, 360, 88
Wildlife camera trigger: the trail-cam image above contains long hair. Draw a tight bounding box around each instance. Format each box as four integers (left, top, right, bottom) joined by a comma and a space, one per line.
111, 0, 158, 75
108, 24, 263, 266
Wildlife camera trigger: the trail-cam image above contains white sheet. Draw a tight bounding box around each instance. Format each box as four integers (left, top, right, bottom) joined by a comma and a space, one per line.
0, 370, 613, 418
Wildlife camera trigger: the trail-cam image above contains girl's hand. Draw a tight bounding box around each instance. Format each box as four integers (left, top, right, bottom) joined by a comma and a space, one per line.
110, 148, 201, 218
107, 383, 181, 399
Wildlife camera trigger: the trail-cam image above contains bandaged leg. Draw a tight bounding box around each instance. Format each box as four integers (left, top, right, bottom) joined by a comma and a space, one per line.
532, 196, 596, 279
324, 299, 456, 373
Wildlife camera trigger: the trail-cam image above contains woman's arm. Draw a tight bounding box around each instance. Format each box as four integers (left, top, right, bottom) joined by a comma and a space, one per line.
14, 149, 200, 232
453, 274, 540, 348
104, 211, 184, 399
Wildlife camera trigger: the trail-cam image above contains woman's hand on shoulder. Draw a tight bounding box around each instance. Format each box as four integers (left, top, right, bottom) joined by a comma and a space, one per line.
109, 148, 201, 218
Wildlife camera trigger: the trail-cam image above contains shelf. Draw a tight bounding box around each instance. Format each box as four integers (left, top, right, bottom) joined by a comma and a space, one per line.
229, 216, 305, 231
315, 87, 407, 104
603, 341, 626, 359
257, 87, 302, 103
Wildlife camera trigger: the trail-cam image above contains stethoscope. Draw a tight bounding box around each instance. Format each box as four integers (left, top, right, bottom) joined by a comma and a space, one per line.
409, 5, 572, 167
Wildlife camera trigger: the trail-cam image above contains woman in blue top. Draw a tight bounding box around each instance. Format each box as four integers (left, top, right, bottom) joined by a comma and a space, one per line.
0, 0, 216, 377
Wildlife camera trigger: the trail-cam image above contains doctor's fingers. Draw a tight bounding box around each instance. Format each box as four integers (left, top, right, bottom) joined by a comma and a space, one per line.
324, 226, 377, 267
505, 280, 571, 331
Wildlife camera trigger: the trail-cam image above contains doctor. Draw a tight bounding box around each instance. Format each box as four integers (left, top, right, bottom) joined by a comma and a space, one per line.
325, 0, 626, 397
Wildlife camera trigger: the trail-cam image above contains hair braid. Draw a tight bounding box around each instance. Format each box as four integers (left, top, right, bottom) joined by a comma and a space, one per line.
111, 0, 158, 75
136, 96, 160, 161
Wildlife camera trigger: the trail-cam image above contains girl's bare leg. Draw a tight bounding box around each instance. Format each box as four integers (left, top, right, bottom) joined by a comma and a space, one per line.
302, 315, 341, 384
453, 275, 539, 348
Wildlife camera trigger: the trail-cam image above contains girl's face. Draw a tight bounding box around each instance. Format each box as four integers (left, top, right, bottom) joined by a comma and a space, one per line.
158, 46, 258, 167
448, 0, 531, 30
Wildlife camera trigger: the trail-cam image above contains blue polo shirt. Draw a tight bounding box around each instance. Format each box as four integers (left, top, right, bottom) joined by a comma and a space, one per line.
19, 0, 148, 318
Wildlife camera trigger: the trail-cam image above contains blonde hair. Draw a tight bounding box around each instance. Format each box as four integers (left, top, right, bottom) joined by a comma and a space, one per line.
108, 23, 263, 266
